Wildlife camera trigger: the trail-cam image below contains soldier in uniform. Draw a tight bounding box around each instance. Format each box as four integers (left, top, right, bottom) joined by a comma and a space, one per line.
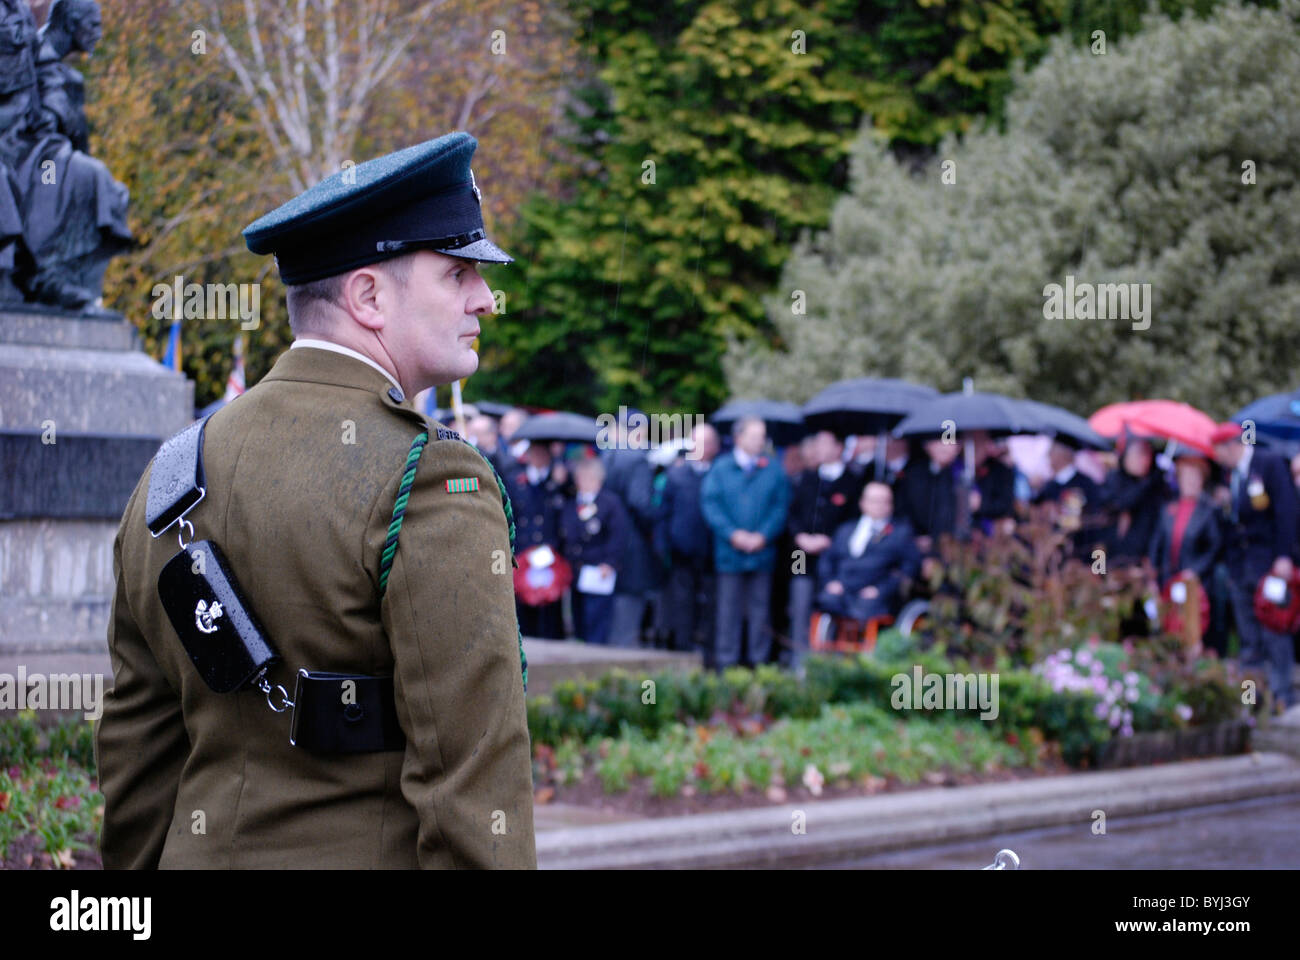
94, 133, 537, 868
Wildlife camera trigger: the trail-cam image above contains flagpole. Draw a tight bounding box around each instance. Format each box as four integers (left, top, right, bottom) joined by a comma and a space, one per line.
451, 379, 467, 437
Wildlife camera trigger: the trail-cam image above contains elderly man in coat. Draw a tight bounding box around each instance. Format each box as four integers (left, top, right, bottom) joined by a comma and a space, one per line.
816, 482, 922, 624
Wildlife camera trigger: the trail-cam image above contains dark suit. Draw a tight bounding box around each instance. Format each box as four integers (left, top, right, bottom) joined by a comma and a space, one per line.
1102, 468, 1169, 565
816, 517, 922, 622
559, 489, 628, 646
1034, 468, 1101, 507
896, 459, 960, 544
973, 458, 1016, 526
785, 463, 866, 665
602, 447, 658, 646
1222, 448, 1297, 708
659, 458, 716, 659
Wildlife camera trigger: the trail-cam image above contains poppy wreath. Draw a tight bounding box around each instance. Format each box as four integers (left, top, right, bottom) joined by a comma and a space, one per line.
1161, 571, 1210, 636
1253, 569, 1300, 634
514, 545, 574, 606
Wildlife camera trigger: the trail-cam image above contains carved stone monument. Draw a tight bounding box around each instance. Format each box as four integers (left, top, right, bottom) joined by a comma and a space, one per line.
0, 1, 191, 685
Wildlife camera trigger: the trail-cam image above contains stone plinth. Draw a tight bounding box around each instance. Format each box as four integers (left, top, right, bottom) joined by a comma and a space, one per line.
0, 308, 192, 668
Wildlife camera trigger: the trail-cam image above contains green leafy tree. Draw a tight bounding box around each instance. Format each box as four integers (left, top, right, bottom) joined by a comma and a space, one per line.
724, 0, 1300, 419
474, 0, 1245, 415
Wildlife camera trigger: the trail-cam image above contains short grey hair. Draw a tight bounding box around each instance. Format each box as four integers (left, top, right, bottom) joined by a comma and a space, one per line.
285, 253, 416, 338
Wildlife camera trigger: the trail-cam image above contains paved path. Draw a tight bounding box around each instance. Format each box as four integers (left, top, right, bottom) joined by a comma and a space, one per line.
818, 792, 1300, 869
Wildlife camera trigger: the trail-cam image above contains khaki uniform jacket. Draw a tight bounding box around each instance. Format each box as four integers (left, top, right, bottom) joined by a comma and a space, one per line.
94, 346, 536, 868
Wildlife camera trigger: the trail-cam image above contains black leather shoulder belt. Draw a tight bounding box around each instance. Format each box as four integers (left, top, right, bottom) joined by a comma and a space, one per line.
146, 415, 405, 754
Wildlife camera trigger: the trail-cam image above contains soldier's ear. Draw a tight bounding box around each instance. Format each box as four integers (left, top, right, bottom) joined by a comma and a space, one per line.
341, 267, 388, 332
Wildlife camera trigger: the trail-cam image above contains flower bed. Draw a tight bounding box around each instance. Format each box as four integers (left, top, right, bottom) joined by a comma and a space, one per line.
526, 637, 1230, 769
533, 701, 1066, 810
0, 712, 101, 869
527, 630, 1254, 806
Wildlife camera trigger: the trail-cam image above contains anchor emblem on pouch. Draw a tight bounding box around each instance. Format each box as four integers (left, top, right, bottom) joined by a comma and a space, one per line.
195, 598, 224, 634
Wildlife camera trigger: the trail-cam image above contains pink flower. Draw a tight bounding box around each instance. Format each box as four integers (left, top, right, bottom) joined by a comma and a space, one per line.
802, 764, 824, 797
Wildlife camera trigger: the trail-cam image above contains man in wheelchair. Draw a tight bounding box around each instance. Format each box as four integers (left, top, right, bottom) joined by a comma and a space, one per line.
816, 481, 922, 626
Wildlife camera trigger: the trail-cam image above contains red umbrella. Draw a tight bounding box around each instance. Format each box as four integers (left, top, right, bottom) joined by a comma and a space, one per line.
1088, 400, 1217, 456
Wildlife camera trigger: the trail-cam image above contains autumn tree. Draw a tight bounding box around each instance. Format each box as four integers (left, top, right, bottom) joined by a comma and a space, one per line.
86, 0, 573, 407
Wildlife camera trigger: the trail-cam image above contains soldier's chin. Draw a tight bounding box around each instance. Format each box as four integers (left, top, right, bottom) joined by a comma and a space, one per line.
453, 347, 479, 379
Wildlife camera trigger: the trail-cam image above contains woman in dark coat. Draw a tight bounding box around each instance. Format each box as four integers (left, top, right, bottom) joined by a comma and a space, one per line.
1150, 452, 1222, 588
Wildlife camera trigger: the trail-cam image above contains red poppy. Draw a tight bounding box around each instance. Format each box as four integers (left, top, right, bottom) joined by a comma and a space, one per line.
757, 457, 769, 469
830, 492, 846, 506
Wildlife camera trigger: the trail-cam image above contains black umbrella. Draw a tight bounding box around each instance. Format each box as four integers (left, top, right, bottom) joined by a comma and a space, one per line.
511, 412, 602, 445
801, 378, 939, 436
469, 400, 515, 418
892, 392, 1039, 439
711, 399, 806, 447
1017, 399, 1111, 450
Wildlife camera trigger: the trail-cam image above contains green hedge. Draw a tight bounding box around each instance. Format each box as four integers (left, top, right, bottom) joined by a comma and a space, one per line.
528, 644, 1113, 767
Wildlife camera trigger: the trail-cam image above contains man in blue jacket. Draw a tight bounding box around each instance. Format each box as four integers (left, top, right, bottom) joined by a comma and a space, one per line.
701, 417, 791, 669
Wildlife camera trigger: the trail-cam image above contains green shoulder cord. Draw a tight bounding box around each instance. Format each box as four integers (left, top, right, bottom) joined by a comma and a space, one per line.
378, 431, 429, 595
378, 430, 528, 693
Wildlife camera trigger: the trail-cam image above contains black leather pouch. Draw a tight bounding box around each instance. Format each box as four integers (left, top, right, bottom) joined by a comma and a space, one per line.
157, 540, 279, 693
289, 670, 406, 754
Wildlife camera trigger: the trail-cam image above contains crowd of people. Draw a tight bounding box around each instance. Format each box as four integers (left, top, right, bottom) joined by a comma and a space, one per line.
453, 406, 1299, 711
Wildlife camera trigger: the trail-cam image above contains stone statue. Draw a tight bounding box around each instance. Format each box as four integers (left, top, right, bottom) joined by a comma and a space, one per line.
0, 0, 130, 314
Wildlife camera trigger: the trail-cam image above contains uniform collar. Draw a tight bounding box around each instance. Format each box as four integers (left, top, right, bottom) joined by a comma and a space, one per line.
262, 342, 424, 427
290, 338, 403, 393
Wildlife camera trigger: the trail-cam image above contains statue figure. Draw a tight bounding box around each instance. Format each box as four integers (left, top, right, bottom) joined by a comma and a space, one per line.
0, 0, 130, 314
